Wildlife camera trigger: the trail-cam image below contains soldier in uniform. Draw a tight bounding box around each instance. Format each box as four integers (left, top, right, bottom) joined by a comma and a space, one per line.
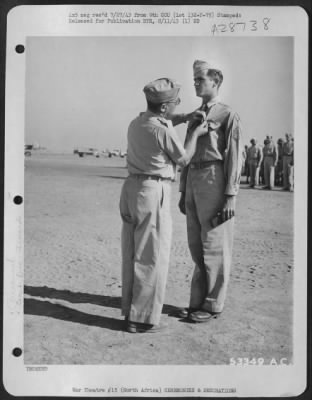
282, 133, 294, 191
247, 138, 262, 188
178, 60, 243, 323
119, 78, 208, 333
243, 145, 250, 183
275, 138, 284, 186
262, 136, 278, 190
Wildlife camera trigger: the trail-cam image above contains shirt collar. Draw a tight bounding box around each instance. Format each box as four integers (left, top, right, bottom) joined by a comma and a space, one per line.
143, 110, 158, 118
202, 96, 220, 109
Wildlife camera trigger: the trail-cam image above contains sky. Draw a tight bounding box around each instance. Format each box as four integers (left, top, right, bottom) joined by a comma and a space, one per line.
25, 36, 293, 152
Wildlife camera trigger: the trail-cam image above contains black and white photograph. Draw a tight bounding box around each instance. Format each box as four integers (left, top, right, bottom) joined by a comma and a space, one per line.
3, 4, 308, 397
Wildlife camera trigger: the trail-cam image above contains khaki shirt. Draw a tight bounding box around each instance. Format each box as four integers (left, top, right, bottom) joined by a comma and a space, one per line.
247, 145, 262, 163
127, 110, 186, 179
179, 98, 243, 196
282, 141, 294, 156
262, 142, 278, 164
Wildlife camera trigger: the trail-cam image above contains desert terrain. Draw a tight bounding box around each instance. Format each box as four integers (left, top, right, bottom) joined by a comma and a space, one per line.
24, 154, 293, 365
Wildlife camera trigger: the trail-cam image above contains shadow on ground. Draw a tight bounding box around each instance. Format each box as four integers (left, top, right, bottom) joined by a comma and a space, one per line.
25, 285, 121, 307
24, 298, 124, 331
24, 285, 181, 328
96, 175, 126, 180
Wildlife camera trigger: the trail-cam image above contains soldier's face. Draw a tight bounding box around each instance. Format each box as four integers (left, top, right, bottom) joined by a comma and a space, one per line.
194, 71, 215, 99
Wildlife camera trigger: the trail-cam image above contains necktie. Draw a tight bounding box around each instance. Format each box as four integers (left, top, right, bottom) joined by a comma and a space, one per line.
201, 103, 209, 122
201, 103, 208, 112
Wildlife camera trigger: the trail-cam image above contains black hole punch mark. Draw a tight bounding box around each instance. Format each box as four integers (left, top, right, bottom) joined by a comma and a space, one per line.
12, 347, 22, 357
15, 45, 25, 54
13, 195, 23, 205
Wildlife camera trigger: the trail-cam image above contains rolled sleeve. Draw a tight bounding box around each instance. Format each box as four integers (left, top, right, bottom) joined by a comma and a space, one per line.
224, 112, 243, 196
169, 113, 188, 127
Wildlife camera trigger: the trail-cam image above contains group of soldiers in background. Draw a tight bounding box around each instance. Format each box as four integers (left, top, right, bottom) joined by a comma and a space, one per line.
242, 133, 294, 192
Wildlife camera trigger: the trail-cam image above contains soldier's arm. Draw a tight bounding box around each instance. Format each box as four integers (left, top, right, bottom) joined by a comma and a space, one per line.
257, 148, 263, 166
169, 110, 207, 127
221, 112, 243, 221
178, 120, 198, 193
169, 113, 189, 126
176, 121, 208, 167
159, 120, 207, 169
223, 112, 243, 196
273, 145, 278, 166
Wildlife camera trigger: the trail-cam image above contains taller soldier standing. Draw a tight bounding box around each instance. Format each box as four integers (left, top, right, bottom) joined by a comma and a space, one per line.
120, 78, 208, 333
178, 60, 243, 322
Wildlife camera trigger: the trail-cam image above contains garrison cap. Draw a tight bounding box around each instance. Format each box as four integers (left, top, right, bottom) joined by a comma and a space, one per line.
143, 78, 181, 104
193, 59, 222, 76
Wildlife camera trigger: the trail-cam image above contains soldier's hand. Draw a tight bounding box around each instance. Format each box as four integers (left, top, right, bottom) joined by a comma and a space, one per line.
194, 120, 209, 137
221, 195, 236, 222
188, 110, 206, 122
178, 192, 186, 215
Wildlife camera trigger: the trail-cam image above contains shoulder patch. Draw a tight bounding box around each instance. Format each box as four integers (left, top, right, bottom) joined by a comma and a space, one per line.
232, 125, 242, 140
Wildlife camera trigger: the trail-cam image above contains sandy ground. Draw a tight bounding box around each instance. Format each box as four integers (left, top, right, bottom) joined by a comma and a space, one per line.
24, 154, 293, 365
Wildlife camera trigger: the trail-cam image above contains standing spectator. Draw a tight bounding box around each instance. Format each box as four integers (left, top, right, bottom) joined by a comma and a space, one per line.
275, 138, 284, 186
247, 139, 262, 188
282, 133, 294, 191
262, 136, 278, 190
244, 145, 250, 183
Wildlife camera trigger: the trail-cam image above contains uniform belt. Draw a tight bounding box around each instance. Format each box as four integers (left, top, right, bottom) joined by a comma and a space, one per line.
189, 160, 223, 169
130, 174, 173, 182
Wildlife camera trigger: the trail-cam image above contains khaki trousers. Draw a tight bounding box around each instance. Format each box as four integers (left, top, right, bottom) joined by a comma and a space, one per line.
249, 160, 259, 186
283, 155, 294, 190
185, 162, 234, 313
119, 175, 172, 325
263, 157, 275, 188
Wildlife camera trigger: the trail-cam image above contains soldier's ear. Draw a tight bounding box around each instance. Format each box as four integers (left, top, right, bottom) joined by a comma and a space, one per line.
160, 103, 167, 113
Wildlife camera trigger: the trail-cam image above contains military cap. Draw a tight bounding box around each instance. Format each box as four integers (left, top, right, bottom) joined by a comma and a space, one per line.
143, 78, 181, 104
193, 59, 222, 76
250, 138, 256, 143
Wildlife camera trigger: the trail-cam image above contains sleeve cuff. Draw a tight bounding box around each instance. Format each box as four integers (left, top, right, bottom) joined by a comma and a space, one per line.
225, 183, 239, 196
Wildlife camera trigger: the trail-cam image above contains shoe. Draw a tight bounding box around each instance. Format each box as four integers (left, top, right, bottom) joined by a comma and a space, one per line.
189, 310, 221, 323
174, 307, 197, 318
126, 321, 168, 333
